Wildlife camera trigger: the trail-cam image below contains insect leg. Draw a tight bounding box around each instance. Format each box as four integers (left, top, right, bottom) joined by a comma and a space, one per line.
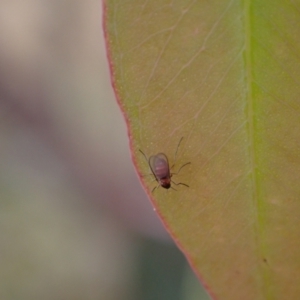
171, 137, 184, 169
139, 149, 154, 175
171, 180, 189, 188
152, 182, 160, 193
174, 137, 184, 162
150, 177, 157, 183
172, 162, 191, 175
139, 149, 148, 162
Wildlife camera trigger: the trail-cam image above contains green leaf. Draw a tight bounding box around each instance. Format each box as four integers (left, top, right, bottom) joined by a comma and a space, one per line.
103, 1, 300, 299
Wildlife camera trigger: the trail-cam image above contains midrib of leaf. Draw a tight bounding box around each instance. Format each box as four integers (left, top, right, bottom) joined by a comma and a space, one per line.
245, 1, 270, 298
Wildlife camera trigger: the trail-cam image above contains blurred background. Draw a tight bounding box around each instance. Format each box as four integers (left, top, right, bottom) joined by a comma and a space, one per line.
0, 1, 209, 299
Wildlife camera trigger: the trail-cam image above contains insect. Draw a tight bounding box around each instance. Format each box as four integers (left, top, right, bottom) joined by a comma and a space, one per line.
139, 137, 191, 192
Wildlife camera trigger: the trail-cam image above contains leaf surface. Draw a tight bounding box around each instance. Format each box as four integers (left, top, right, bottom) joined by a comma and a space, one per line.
103, 1, 300, 299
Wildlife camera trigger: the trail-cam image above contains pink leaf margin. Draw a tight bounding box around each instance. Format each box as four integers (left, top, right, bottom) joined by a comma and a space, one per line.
102, 1, 217, 298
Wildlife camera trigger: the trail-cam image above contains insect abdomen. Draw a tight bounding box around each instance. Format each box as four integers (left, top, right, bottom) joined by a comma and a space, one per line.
149, 153, 170, 180
153, 158, 169, 178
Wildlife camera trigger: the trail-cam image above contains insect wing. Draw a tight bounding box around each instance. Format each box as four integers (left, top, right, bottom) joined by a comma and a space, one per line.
149, 153, 170, 181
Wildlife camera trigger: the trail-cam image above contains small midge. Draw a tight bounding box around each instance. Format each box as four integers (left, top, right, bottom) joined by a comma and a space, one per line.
139, 137, 190, 192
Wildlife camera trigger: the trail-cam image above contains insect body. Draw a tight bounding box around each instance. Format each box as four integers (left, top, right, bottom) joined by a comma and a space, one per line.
149, 153, 172, 189
139, 138, 190, 192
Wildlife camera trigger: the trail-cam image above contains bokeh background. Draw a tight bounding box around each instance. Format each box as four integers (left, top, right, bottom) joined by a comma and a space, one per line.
0, 1, 209, 299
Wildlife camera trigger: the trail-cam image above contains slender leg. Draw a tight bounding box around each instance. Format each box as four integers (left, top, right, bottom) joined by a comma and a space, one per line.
170, 137, 184, 170
172, 162, 191, 175
139, 149, 148, 162
139, 149, 153, 176
174, 137, 184, 163
152, 183, 160, 193
172, 180, 189, 188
